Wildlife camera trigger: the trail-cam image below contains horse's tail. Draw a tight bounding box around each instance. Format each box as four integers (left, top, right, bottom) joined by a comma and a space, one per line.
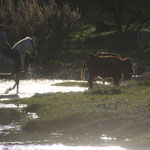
81, 53, 94, 80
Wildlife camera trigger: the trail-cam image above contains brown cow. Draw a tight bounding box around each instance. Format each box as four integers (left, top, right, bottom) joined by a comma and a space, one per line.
81, 53, 134, 89
96, 52, 132, 81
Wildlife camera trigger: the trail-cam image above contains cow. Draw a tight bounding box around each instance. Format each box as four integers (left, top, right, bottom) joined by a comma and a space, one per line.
81, 53, 134, 89
96, 52, 132, 81
96, 52, 121, 84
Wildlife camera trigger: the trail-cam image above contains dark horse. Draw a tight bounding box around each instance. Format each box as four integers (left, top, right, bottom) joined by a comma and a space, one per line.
0, 36, 37, 94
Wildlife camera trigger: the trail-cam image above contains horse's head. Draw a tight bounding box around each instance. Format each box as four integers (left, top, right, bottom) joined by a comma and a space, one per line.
26, 37, 38, 58
13, 36, 38, 58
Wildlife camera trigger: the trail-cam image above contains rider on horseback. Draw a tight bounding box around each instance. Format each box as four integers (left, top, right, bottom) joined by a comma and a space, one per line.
0, 24, 21, 72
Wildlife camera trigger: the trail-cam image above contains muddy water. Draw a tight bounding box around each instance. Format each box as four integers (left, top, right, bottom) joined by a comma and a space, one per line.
0, 79, 128, 150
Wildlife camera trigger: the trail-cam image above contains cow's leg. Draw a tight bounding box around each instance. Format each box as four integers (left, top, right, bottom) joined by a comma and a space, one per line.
88, 76, 93, 89
113, 75, 121, 86
113, 79, 119, 86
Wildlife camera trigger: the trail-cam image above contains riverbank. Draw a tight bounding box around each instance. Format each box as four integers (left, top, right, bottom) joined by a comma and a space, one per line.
3, 78, 150, 149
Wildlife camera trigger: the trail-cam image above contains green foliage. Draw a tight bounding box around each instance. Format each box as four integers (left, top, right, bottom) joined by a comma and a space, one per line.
0, 0, 81, 59
135, 79, 150, 86
1, 0, 150, 61
86, 84, 121, 95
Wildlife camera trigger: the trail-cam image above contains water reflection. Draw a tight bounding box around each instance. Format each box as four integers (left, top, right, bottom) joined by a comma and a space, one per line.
0, 106, 127, 149
0, 79, 88, 100
0, 123, 21, 131
0, 107, 129, 150
0, 103, 27, 108
0, 144, 127, 150
101, 134, 117, 141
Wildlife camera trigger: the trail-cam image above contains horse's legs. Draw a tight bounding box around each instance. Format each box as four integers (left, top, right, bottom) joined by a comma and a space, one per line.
4, 72, 20, 94
16, 72, 19, 94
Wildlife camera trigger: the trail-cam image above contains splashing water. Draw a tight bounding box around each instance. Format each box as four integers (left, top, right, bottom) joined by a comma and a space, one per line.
0, 79, 88, 100
0, 144, 127, 150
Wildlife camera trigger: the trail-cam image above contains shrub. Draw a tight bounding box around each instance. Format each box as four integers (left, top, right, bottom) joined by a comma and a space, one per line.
85, 84, 121, 95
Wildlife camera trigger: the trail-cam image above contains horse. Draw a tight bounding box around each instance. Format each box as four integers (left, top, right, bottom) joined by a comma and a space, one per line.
0, 36, 37, 94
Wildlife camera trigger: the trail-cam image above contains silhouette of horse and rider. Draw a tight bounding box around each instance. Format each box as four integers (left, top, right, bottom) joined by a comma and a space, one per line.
0, 24, 37, 94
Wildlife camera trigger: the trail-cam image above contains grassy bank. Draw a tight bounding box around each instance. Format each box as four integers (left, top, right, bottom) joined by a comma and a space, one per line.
4, 79, 150, 146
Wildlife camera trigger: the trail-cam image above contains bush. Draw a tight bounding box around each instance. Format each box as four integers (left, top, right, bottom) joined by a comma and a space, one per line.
85, 84, 121, 95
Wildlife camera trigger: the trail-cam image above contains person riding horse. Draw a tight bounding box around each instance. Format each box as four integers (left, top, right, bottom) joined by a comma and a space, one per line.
0, 24, 21, 72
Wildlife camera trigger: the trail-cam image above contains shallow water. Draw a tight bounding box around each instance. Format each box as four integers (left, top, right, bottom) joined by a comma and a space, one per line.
0, 106, 128, 150
0, 79, 129, 150
0, 79, 88, 100
0, 144, 127, 150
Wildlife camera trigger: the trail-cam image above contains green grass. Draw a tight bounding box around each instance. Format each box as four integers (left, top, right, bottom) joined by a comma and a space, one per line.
3, 79, 150, 137
52, 81, 88, 87
69, 25, 96, 41
3, 79, 150, 148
